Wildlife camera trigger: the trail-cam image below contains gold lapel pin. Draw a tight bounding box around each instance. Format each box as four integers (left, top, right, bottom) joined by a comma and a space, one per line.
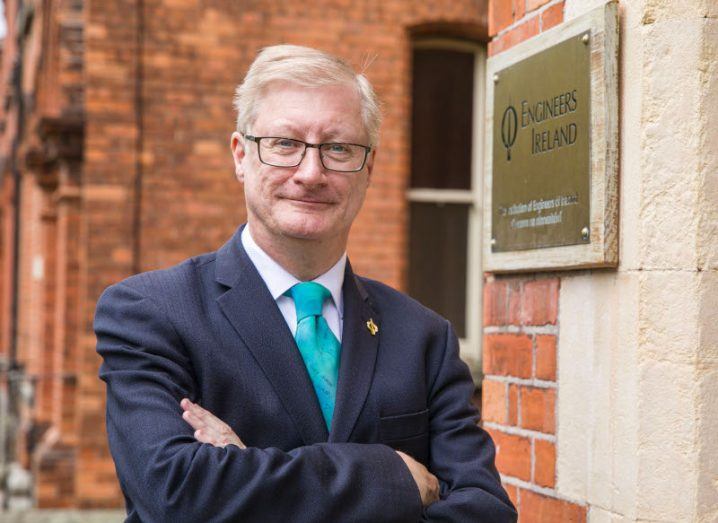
366, 319, 379, 336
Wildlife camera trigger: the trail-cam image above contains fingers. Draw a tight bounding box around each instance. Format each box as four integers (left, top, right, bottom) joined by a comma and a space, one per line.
395, 450, 439, 507
181, 399, 224, 441
181, 400, 208, 431
180, 398, 247, 449
425, 472, 440, 505
181, 399, 226, 434
193, 429, 214, 445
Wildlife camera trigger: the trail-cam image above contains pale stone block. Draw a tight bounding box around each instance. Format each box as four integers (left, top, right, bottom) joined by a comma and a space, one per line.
636, 359, 697, 521
617, 0, 646, 272
698, 171, 718, 271
697, 19, 718, 271
557, 274, 593, 501
639, 18, 705, 270
588, 506, 610, 523
698, 271, 718, 364
557, 272, 639, 517
564, 0, 613, 21
696, 260, 718, 521
644, 0, 716, 19
639, 271, 701, 364
606, 277, 640, 519
696, 367, 718, 522
588, 505, 631, 523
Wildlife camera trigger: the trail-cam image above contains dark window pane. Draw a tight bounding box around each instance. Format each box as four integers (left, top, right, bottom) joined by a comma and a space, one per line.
411, 48, 474, 190
408, 202, 469, 337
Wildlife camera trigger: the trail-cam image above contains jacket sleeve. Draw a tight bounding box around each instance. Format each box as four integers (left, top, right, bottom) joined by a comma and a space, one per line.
420, 322, 518, 522
95, 281, 422, 523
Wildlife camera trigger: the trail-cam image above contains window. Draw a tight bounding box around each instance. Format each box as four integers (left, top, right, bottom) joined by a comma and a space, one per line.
408, 41, 485, 374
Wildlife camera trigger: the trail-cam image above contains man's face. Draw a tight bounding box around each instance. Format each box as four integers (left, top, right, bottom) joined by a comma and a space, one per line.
231, 81, 374, 248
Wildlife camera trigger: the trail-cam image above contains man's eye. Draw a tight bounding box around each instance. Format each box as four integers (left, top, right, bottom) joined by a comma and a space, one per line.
274, 139, 299, 149
326, 143, 350, 154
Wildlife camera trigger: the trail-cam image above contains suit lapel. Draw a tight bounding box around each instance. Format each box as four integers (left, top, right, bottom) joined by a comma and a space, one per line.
215, 227, 328, 445
329, 264, 380, 443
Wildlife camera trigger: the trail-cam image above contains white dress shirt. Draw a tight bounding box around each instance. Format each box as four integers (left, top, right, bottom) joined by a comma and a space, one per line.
241, 225, 345, 341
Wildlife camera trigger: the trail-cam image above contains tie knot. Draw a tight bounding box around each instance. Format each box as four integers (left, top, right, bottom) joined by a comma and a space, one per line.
287, 282, 331, 322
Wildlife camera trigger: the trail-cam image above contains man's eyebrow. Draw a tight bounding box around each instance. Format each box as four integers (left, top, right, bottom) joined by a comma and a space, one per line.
260, 122, 302, 136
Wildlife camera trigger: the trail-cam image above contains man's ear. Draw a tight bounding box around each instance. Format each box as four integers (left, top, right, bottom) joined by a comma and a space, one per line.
365, 149, 376, 185
230, 132, 246, 182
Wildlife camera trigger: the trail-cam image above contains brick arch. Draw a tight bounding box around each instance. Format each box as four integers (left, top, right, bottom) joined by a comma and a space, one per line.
407, 20, 489, 44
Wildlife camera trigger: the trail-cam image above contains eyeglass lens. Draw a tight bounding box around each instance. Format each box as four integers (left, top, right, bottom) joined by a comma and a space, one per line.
258, 138, 367, 172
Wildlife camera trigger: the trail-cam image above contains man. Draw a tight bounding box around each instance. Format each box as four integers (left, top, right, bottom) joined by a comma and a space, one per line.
96, 45, 516, 522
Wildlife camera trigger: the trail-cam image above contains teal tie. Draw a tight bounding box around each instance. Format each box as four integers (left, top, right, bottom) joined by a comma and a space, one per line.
287, 282, 341, 430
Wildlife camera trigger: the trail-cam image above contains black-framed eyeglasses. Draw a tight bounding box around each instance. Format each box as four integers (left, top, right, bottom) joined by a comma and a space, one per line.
243, 135, 371, 173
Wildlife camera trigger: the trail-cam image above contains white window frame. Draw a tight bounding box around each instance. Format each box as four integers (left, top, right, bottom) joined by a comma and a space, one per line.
408, 40, 486, 380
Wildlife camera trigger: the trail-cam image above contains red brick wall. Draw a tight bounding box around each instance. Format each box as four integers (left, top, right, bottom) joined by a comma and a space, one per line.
0, 0, 87, 509
80, 0, 142, 506
0, 176, 13, 359
3, 0, 589, 512
489, 0, 565, 55
483, 276, 585, 521
482, 1, 585, 521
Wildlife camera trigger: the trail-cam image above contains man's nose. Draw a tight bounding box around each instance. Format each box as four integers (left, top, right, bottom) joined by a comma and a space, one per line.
293, 146, 327, 184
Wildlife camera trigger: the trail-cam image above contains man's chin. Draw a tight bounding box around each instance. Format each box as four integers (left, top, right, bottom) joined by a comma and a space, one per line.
277, 218, 336, 242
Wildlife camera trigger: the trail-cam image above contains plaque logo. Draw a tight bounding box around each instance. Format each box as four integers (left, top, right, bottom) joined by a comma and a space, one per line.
501, 105, 518, 161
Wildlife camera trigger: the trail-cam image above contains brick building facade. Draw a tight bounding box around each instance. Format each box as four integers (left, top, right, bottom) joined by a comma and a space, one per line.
2, 0, 716, 521
1, 0, 495, 512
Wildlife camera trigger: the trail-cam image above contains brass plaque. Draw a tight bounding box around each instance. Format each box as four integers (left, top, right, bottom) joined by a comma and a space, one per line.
492, 32, 591, 252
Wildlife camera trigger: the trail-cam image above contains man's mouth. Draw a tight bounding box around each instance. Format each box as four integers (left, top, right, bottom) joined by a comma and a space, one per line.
283, 196, 334, 206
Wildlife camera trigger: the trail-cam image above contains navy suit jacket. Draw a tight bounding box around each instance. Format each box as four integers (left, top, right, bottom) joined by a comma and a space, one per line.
95, 226, 517, 522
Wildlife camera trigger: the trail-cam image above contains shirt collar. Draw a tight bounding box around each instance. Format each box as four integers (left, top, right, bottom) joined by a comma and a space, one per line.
241, 224, 346, 318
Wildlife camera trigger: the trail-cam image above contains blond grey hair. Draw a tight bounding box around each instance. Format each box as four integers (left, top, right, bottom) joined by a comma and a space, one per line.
233, 45, 381, 146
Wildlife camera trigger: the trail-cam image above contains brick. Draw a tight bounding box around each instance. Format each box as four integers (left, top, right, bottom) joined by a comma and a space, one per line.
514, 0, 526, 21
484, 278, 509, 326
541, 1, 564, 31
535, 335, 557, 381
521, 278, 559, 325
519, 490, 587, 523
508, 279, 523, 324
534, 439, 556, 487
489, 0, 515, 36
482, 379, 508, 424
520, 386, 556, 433
489, 15, 540, 56
487, 428, 531, 481
526, 0, 551, 11
508, 384, 520, 426
483, 334, 533, 378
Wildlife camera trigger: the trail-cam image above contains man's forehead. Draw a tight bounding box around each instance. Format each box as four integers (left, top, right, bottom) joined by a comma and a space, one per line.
260, 78, 356, 95
251, 82, 366, 138
257, 80, 360, 107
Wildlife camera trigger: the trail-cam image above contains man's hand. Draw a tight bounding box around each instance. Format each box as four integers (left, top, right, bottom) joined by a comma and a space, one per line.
180, 398, 246, 449
396, 450, 439, 507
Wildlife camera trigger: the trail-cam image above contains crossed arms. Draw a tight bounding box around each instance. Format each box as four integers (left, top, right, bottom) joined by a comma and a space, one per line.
96, 278, 517, 522
180, 398, 440, 507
